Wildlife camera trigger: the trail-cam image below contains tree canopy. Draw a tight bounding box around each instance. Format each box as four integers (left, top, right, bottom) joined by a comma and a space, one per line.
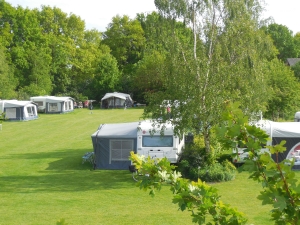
140, 0, 280, 156
0, 0, 299, 124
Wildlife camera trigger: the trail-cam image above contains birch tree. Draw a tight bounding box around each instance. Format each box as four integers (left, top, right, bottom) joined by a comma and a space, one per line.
142, 0, 276, 158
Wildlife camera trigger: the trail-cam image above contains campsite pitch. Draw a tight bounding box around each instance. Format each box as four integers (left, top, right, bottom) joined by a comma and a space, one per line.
0, 108, 299, 224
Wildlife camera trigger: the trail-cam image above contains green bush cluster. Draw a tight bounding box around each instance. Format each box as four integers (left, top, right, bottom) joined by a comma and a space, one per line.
177, 137, 236, 182
198, 160, 236, 182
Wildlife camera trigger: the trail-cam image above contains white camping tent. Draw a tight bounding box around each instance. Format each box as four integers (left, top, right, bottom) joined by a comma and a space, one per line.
101, 92, 133, 108
0, 100, 38, 121
30, 96, 74, 113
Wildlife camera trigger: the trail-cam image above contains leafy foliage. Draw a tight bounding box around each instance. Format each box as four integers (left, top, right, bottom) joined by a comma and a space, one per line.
291, 61, 300, 81
216, 101, 300, 224
177, 135, 236, 182
141, 0, 277, 162
0, 44, 17, 99
129, 152, 247, 224
197, 161, 236, 182
0, 2, 123, 101
264, 59, 300, 120
131, 101, 300, 224
102, 15, 146, 93
264, 23, 298, 61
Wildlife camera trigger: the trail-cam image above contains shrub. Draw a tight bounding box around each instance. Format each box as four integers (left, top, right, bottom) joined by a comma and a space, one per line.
198, 161, 236, 182
177, 134, 236, 182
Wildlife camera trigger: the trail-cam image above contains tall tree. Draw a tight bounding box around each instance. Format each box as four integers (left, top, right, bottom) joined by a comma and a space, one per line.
142, 0, 276, 158
38, 6, 74, 94
10, 7, 53, 97
0, 0, 16, 52
294, 32, 300, 57
264, 59, 300, 120
102, 15, 146, 93
291, 61, 300, 81
264, 23, 298, 62
0, 45, 17, 99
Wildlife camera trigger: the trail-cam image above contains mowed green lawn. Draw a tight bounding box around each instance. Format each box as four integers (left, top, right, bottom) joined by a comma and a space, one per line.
0, 108, 299, 225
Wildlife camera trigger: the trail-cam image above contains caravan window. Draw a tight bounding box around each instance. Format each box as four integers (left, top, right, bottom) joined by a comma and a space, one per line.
142, 136, 173, 147
5, 108, 16, 119
35, 101, 43, 107
49, 103, 58, 112
27, 106, 35, 116
110, 139, 133, 161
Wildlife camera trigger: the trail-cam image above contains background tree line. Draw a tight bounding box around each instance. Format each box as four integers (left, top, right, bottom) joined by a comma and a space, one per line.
0, 0, 300, 121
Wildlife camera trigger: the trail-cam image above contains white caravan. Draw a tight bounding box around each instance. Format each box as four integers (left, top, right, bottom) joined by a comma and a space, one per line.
233, 120, 300, 167
137, 120, 185, 163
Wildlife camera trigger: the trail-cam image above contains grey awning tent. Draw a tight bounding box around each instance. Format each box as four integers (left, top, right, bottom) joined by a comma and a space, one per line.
30, 96, 74, 113
101, 92, 133, 108
91, 121, 139, 169
270, 121, 300, 168
0, 100, 38, 121
255, 120, 300, 169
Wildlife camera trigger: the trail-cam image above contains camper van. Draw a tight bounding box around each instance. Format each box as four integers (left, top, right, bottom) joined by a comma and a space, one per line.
233, 120, 300, 168
136, 120, 185, 163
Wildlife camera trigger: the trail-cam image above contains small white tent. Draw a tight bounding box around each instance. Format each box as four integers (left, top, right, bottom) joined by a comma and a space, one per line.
30, 96, 74, 113
0, 100, 38, 121
101, 92, 133, 108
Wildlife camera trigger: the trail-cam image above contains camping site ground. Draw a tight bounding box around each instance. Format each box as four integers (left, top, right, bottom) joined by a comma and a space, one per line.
0, 107, 299, 225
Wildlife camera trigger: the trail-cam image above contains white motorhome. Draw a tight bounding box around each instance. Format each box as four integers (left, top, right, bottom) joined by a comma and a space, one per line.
137, 120, 185, 163
233, 120, 300, 168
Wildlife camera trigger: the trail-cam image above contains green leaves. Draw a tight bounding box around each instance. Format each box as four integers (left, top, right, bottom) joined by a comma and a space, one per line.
129, 150, 248, 224
217, 101, 300, 224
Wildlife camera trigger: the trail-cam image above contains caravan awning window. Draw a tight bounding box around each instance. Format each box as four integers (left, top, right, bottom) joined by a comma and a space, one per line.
142, 136, 173, 147
110, 139, 133, 162
27, 106, 36, 116
49, 103, 58, 112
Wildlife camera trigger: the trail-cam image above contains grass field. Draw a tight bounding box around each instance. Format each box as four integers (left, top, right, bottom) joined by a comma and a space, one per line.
0, 108, 298, 225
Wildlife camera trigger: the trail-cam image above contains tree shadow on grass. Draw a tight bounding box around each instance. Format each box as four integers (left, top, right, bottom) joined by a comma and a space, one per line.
0, 148, 135, 193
